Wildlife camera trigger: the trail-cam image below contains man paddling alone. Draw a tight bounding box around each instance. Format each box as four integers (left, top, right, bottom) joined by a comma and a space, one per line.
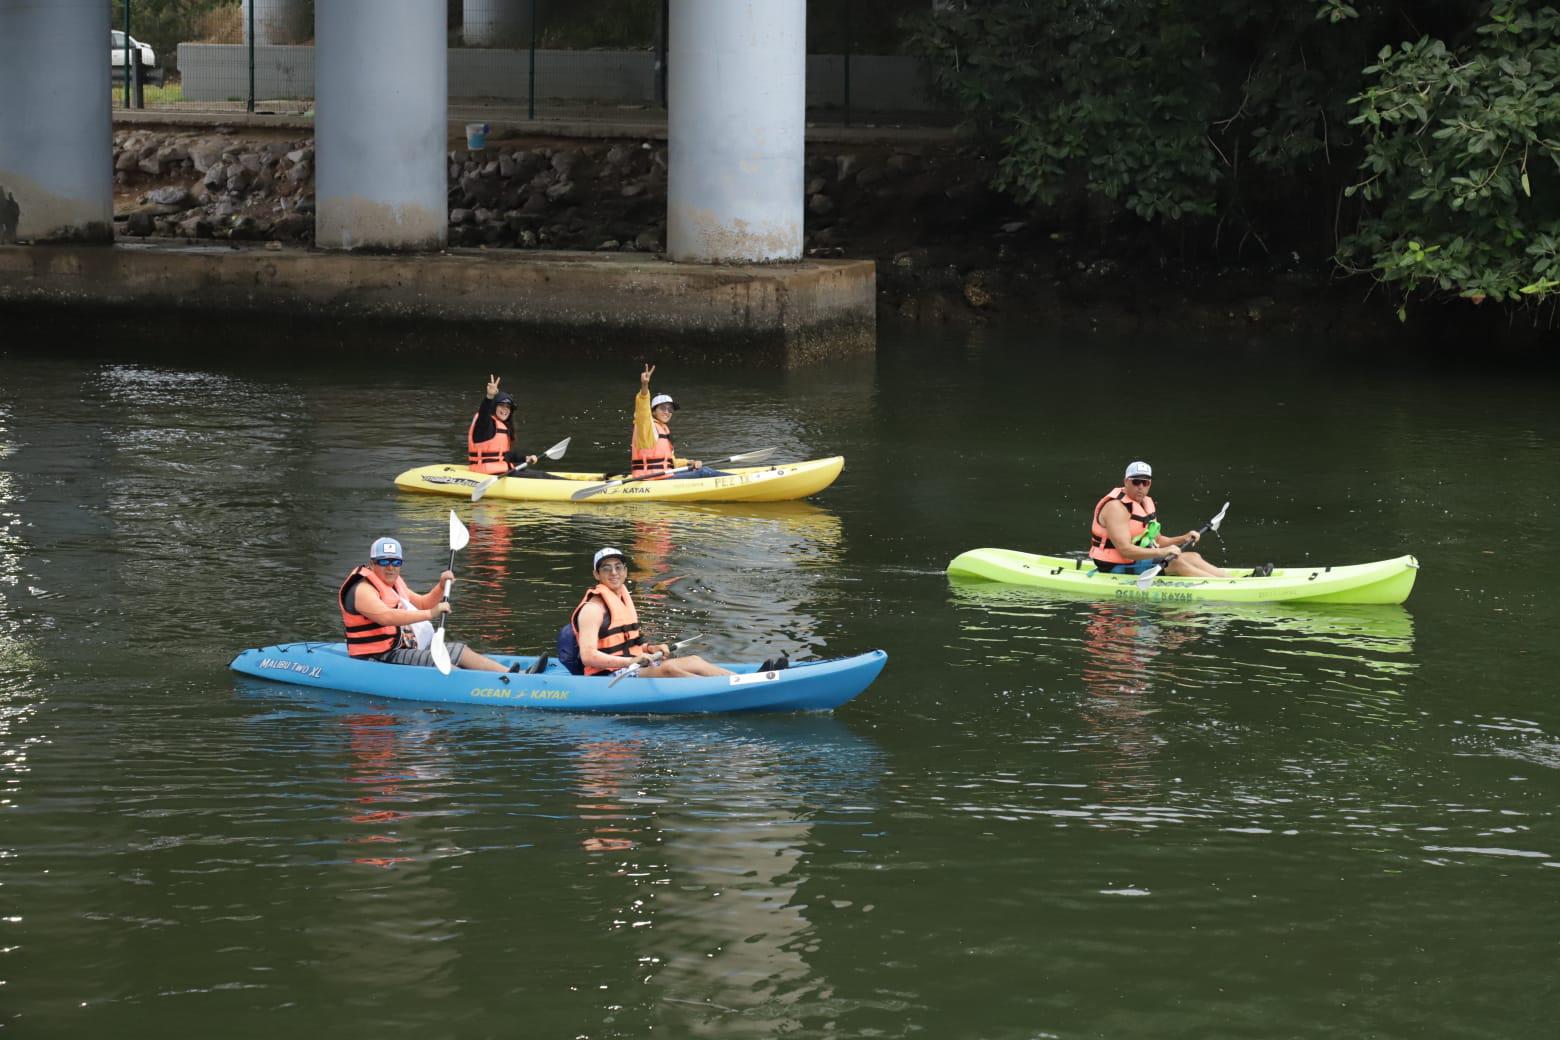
564, 548, 733, 678
339, 536, 514, 672
630, 364, 728, 479
1088, 461, 1230, 578
468, 374, 560, 478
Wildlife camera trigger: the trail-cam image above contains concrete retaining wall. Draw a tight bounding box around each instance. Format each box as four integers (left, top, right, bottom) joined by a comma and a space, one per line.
178, 44, 937, 110
0, 243, 876, 366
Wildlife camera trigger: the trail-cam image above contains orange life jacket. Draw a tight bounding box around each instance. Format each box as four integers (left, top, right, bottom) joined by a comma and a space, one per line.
569, 582, 645, 676
1089, 487, 1158, 565
630, 418, 676, 478
467, 411, 514, 474
339, 565, 414, 657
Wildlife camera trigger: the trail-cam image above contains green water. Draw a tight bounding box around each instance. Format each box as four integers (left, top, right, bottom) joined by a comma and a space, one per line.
1, 324, 1556, 1038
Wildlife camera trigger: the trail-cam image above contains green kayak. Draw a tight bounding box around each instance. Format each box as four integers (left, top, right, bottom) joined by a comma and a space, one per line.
945, 550, 1419, 605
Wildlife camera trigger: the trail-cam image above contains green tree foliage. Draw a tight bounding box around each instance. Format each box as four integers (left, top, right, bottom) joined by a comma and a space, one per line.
1340, 1, 1560, 314
123, 2, 315, 66
905, 0, 1402, 241
904, 1, 1512, 280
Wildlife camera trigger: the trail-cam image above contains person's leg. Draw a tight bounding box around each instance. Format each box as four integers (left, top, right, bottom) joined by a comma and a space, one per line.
1179, 551, 1229, 577
636, 655, 734, 679
661, 654, 733, 677
455, 644, 510, 672
1166, 552, 1228, 578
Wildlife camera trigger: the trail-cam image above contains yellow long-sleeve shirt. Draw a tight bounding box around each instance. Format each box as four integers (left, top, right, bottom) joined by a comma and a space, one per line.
632, 388, 688, 467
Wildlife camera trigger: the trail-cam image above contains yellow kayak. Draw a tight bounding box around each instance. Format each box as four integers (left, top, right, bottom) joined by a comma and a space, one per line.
394, 457, 844, 503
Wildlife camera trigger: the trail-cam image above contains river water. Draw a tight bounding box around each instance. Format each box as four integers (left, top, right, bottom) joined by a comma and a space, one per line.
1, 321, 1556, 1038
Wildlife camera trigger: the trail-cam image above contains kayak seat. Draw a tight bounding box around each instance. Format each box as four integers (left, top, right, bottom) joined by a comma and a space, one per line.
556, 624, 586, 676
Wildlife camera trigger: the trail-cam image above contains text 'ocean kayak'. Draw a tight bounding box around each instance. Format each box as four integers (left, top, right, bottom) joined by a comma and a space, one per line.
230, 643, 887, 714
946, 550, 1418, 605
394, 457, 844, 503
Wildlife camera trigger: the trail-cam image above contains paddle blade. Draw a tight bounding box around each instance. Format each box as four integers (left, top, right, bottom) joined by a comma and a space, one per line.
430, 629, 453, 675
448, 510, 470, 552
727, 446, 778, 465
570, 479, 616, 501
544, 436, 571, 460
1134, 566, 1163, 590
1207, 501, 1231, 534
470, 476, 500, 502
606, 664, 637, 688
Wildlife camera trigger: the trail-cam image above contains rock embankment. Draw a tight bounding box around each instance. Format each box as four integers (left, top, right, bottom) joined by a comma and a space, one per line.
110, 127, 957, 260
110, 126, 1377, 333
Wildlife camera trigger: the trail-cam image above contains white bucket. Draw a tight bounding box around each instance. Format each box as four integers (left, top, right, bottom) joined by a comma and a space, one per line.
465, 122, 490, 150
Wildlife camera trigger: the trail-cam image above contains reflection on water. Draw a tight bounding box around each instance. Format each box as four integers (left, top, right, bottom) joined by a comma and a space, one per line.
940, 582, 1428, 831
231, 682, 883, 1033
949, 582, 1416, 687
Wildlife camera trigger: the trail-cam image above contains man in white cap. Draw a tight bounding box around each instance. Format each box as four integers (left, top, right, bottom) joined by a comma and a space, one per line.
1088, 461, 1229, 578
563, 547, 734, 678
338, 536, 514, 672
628, 364, 728, 480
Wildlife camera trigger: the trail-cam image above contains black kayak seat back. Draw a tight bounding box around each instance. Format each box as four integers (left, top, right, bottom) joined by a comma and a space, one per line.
556, 624, 586, 676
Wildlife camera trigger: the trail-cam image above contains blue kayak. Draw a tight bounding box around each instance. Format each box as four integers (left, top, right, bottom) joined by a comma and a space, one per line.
229, 643, 887, 714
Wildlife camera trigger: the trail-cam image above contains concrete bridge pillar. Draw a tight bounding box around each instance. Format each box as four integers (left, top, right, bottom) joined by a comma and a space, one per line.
242, 0, 311, 45
315, 0, 447, 251
463, 0, 527, 47
667, 0, 805, 263
0, 0, 112, 244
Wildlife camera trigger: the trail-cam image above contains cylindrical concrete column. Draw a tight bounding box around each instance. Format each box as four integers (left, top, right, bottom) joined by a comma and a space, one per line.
315, 0, 447, 251
667, 0, 805, 263
243, 0, 311, 45
0, 0, 112, 243
463, 0, 526, 47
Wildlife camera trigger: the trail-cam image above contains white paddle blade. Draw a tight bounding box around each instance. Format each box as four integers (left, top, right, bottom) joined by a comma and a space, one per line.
1208, 501, 1231, 533
470, 476, 500, 502
606, 664, 638, 689
1135, 566, 1163, 590
728, 447, 777, 464
430, 629, 453, 675
545, 436, 571, 460
448, 510, 470, 552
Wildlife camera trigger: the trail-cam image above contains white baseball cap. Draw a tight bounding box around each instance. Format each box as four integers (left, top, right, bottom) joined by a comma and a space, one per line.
1124, 461, 1153, 480
593, 547, 628, 570
650, 393, 679, 411
370, 536, 404, 561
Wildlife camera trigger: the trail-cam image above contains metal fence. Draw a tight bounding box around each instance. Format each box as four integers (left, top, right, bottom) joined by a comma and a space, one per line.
112, 0, 943, 124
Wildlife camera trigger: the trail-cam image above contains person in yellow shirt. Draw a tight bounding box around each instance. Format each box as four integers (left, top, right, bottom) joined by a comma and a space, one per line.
629, 364, 728, 479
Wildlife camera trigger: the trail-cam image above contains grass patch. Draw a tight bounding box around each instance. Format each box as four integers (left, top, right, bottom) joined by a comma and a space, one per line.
113, 81, 185, 106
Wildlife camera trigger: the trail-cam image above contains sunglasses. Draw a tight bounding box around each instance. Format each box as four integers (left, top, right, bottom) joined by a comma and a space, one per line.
373, 557, 404, 567
1129, 478, 1152, 487
596, 561, 628, 573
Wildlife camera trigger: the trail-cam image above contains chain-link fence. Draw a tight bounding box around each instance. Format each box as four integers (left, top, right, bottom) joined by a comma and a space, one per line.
112, 0, 944, 124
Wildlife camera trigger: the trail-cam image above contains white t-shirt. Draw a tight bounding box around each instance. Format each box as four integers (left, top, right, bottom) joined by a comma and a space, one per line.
398, 591, 435, 650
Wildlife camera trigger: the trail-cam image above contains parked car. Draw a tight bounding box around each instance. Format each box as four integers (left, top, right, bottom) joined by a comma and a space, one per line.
111, 30, 162, 85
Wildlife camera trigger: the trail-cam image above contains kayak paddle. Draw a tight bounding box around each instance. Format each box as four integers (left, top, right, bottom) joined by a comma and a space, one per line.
429, 509, 470, 675
1136, 501, 1229, 589
570, 447, 779, 501
470, 436, 572, 502
606, 634, 704, 688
